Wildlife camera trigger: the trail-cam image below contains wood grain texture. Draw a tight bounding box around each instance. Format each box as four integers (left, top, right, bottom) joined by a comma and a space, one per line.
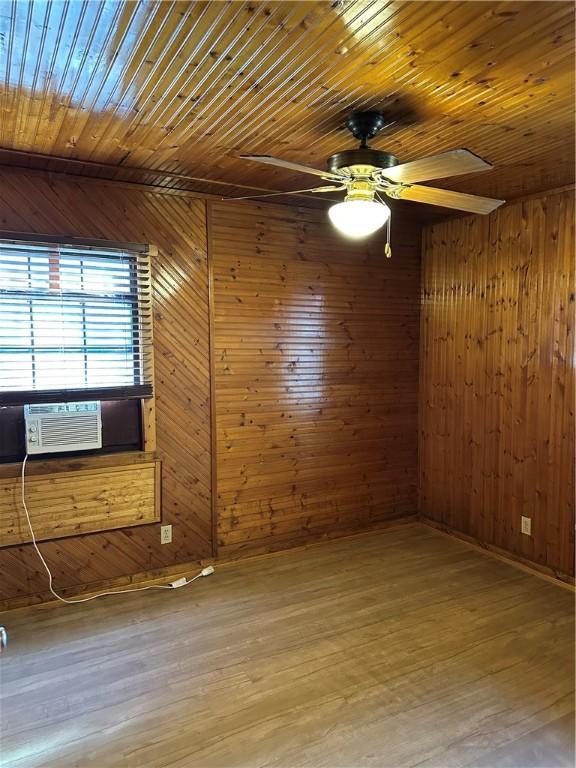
0, 462, 160, 546
0, 170, 212, 602
210, 200, 421, 557
0, 1, 573, 206
1, 524, 574, 768
419, 189, 575, 577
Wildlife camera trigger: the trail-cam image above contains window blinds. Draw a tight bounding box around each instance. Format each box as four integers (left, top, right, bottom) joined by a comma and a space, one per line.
0, 238, 153, 405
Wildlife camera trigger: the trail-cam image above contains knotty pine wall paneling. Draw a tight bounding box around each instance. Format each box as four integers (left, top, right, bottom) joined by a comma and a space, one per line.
0, 170, 212, 605
0, 170, 423, 604
419, 189, 575, 577
210, 200, 422, 558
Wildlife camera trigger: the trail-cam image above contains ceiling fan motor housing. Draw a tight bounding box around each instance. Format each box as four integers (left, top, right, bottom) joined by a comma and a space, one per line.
345, 111, 389, 143
327, 148, 400, 177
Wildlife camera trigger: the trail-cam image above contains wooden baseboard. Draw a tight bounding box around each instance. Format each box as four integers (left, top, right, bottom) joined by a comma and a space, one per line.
420, 517, 575, 591
0, 515, 418, 611
0, 560, 203, 612
206, 514, 419, 570
9, 513, 568, 611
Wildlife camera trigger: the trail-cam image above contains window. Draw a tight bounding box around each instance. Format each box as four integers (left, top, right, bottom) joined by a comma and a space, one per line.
0, 236, 153, 405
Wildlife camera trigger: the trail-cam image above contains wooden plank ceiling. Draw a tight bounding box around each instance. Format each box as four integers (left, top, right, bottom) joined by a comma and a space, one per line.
0, 0, 573, 209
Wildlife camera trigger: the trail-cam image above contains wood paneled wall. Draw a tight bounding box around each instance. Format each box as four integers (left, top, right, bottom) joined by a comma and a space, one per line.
419, 189, 575, 577
1, 167, 571, 600
0, 170, 212, 604
0, 170, 422, 603
210, 201, 421, 558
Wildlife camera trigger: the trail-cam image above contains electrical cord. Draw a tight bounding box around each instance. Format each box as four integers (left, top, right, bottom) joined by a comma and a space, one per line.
20, 454, 214, 604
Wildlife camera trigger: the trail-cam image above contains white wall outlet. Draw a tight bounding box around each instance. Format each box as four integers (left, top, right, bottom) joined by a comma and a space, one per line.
160, 524, 172, 544
521, 516, 532, 536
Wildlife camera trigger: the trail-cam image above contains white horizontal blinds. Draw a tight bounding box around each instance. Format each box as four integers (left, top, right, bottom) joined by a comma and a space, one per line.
0, 239, 153, 405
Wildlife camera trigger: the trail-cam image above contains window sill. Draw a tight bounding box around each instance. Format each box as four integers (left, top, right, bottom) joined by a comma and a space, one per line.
0, 449, 156, 479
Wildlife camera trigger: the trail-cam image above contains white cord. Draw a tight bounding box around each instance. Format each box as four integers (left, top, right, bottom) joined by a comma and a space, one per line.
20, 454, 214, 604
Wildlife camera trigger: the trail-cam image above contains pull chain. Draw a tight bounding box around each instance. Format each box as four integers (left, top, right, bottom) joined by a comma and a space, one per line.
375, 190, 392, 259
385, 215, 392, 259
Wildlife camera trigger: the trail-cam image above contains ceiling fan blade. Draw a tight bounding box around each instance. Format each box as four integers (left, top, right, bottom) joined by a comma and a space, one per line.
222, 185, 345, 201
239, 155, 343, 181
395, 185, 505, 215
383, 149, 493, 184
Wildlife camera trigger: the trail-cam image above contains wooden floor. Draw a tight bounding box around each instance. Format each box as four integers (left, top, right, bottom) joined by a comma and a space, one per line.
1, 524, 574, 768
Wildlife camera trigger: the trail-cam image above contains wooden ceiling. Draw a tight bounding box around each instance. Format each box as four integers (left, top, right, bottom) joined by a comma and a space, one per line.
0, 0, 573, 209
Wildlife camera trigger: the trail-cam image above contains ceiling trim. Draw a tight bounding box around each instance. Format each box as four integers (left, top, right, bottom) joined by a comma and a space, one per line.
501, 184, 575, 205
0, 159, 571, 231
0, 163, 337, 211
0, 147, 330, 202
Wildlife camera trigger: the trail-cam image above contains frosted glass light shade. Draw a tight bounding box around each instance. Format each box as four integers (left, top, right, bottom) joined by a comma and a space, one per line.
328, 199, 390, 239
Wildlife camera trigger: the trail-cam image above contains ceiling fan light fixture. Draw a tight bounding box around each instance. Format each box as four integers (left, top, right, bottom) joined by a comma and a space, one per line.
328, 199, 391, 239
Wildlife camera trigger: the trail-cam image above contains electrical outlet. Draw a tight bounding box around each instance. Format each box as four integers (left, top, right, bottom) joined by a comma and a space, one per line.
160, 524, 172, 544
521, 516, 532, 536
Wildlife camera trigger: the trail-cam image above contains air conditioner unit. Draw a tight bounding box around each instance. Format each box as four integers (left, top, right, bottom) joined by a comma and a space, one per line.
24, 401, 102, 455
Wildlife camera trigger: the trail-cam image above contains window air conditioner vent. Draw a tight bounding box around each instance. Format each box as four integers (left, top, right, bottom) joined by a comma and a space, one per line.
24, 402, 102, 455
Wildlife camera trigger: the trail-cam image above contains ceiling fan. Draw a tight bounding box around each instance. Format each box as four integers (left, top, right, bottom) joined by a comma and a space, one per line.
235, 111, 505, 240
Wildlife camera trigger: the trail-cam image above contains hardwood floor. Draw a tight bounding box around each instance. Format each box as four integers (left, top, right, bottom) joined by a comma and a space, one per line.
1, 524, 574, 768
